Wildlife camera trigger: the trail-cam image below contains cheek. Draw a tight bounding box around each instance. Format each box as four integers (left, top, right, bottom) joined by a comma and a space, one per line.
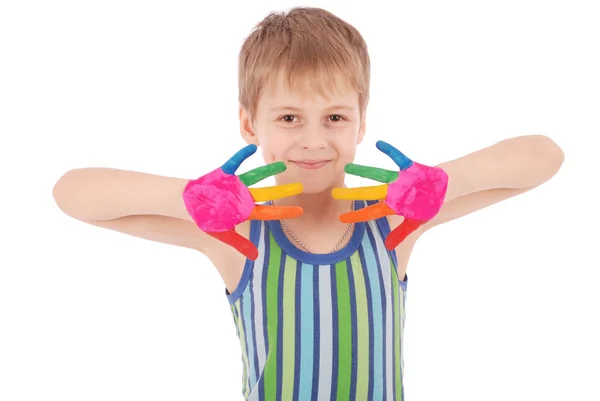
336, 140, 357, 160
259, 135, 292, 163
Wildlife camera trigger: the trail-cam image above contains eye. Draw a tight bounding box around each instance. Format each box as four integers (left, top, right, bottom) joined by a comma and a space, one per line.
281, 115, 296, 123
329, 114, 344, 122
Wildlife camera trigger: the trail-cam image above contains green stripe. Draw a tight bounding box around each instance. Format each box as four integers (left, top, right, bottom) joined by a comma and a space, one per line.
390, 256, 402, 398
335, 260, 352, 400
350, 252, 370, 399
282, 255, 297, 398
264, 233, 282, 399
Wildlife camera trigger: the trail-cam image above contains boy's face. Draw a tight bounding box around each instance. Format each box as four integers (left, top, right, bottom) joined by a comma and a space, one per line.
239, 78, 366, 194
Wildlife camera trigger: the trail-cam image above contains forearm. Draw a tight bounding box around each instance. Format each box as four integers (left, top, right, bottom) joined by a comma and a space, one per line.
52, 167, 194, 222
437, 134, 564, 203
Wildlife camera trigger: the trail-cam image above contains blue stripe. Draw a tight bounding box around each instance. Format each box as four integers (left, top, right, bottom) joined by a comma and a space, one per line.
367, 224, 387, 400
330, 264, 339, 399
292, 260, 301, 401
249, 270, 260, 390
297, 262, 314, 399
347, 256, 358, 400
311, 266, 320, 399
392, 262, 397, 401
358, 243, 376, 401
276, 250, 286, 400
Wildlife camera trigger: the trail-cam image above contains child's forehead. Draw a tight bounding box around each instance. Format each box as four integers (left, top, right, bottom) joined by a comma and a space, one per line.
260, 80, 359, 109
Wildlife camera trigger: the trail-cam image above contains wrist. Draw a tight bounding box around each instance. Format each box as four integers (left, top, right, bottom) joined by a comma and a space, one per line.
163, 177, 197, 223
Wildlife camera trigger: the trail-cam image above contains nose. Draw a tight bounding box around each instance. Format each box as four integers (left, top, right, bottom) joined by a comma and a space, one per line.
300, 125, 328, 150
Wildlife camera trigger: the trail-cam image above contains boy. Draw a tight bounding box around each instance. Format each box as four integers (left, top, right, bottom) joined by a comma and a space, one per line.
52, 7, 564, 401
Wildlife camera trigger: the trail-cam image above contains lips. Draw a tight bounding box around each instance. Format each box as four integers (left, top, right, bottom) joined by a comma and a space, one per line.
290, 160, 331, 169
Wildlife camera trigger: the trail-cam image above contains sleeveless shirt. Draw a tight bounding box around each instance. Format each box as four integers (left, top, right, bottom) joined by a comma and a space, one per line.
224, 200, 408, 401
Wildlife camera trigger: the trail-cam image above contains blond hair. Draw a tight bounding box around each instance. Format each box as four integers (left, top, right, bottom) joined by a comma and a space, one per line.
238, 7, 370, 123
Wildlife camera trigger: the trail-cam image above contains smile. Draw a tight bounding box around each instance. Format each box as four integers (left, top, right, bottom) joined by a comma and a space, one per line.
290, 160, 331, 170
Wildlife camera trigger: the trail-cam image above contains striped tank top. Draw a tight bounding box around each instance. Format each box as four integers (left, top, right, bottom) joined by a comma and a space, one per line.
224, 200, 408, 400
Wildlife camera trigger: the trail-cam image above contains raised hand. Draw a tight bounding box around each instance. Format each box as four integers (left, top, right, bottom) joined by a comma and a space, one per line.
183, 144, 303, 260
332, 140, 448, 250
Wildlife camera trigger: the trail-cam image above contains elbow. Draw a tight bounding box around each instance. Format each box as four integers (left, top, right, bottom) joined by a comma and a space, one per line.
52, 169, 81, 218
52, 172, 70, 215
540, 135, 565, 177
528, 134, 565, 183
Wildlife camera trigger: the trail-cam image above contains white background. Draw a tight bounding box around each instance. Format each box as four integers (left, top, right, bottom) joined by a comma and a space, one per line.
1, 0, 598, 400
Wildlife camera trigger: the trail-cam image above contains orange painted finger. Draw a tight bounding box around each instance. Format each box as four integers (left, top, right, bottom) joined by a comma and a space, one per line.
384, 218, 425, 250
339, 201, 395, 223
248, 205, 304, 220
249, 183, 303, 202
332, 184, 388, 200
206, 228, 258, 260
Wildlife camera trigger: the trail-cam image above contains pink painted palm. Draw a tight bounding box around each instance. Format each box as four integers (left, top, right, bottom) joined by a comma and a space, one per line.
332, 141, 448, 249
183, 145, 303, 260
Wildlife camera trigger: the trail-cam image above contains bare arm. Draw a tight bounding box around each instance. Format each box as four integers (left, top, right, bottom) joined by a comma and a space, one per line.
52, 168, 192, 221
52, 168, 225, 252
423, 134, 564, 230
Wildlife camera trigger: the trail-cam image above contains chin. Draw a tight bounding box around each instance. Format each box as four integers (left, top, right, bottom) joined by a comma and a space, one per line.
298, 181, 332, 194
291, 175, 340, 195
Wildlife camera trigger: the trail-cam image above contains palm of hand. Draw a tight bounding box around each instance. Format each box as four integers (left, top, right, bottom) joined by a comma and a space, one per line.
384, 161, 448, 221
183, 145, 303, 260
332, 140, 448, 250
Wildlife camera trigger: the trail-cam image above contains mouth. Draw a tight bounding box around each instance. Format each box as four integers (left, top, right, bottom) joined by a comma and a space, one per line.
290, 160, 332, 170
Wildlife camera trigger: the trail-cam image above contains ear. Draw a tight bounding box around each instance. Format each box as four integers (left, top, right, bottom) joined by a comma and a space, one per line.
357, 112, 367, 144
239, 106, 259, 145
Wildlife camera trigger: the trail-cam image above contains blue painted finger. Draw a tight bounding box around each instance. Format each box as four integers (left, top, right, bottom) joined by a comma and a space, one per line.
375, 140, 413, 171
221, 144, 258, 175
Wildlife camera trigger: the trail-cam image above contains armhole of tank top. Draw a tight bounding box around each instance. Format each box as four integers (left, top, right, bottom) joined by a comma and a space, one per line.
366, 200, 408, 290
225, 218, 262, 305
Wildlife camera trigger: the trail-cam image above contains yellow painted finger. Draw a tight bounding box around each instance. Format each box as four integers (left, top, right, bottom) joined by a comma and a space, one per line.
332, 184, 388, 200
249, 183, 303, 201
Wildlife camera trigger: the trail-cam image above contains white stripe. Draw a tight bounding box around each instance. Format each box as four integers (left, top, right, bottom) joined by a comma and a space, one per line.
317, 265, 333, 401
247, 222, 266, 400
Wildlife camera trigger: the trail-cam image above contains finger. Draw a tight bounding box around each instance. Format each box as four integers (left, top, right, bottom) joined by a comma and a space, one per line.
345, 163, 398, 183
206, 228, 258, 260
332, 184, 388, 200
221, 144, 258, 175
239, 161, 287, 186
249, 183, 303, 202
376, 140, 413, 171
248, 205, 303, 220
384, 218, 424, 250
339, 202, 395, 223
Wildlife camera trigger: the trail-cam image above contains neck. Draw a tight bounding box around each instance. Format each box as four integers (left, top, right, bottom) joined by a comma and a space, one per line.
272, 182, 352, 224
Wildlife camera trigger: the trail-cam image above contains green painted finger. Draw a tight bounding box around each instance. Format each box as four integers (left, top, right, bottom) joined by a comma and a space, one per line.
345, 163, 399, 183
239, 161, 287, 186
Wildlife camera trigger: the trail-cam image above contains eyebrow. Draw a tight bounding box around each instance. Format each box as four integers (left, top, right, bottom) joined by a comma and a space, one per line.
269, 105, 355, 112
